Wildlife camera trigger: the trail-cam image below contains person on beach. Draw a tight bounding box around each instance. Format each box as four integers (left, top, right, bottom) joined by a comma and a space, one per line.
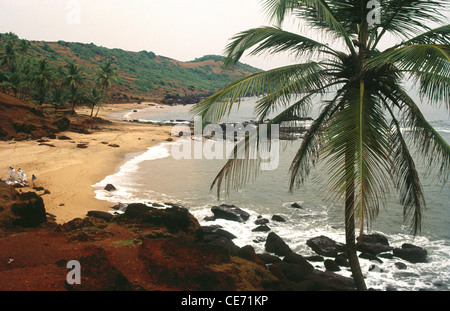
32, 174, 37, 188
22, 173, 27, 185
9, 167, 15, 182
16, 168, 23, 182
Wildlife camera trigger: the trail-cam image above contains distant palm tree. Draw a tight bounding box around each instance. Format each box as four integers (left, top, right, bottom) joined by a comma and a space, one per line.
63, 62, 86, 114
31, 59, 54, 106
49, 88, 67, 113
192, 0, 450, 290
95, 61, 118, 116
87, 87, 106, 117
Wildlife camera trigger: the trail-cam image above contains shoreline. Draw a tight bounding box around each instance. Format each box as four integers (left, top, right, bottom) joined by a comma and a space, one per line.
0, 102, 174, 224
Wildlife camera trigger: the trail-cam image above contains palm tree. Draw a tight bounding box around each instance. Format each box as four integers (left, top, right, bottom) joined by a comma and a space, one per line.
87, 87, 107, 117
31, 59, 55, 106
49, 88, 67, 113
191, 0, 450, 291
95, 61, 118, 116
63, 62, 86, 114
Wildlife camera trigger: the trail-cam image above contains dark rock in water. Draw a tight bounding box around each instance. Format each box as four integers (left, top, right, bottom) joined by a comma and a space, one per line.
395, 262, 408, 270
357, 242, 393, 255
307, 236, 345, 257
252, 225, 271, 232
271, 215, 286, 222
335, 253, 350, 267
11, 192, 46, 227
111, 203, 127, 211
104, 184, 116, 192
257, 253, 282, 264
211, 204, 250, 223
358, 233, 390, 246
359, 252, 383, 263
393, 244, 428, 263
255, 217, 269, 225
290, 202, 303, 209
87, 210, 114, 222
265, 232, 292, 256
283, 252, 314, 272
324, 259, 341, 272
357, 233, 393, 255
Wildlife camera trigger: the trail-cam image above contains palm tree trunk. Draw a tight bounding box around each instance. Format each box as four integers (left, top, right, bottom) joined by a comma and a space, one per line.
345, 149, 367, 291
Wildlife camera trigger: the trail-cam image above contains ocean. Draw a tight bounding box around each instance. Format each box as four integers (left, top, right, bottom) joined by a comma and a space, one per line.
94, 97, 450, 291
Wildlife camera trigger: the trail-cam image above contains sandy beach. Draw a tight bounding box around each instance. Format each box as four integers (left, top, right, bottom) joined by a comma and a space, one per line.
0, 103, 174, 224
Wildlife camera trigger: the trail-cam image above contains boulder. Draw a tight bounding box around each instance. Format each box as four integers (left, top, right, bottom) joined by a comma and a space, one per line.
290, 202, 303, 209
306, 236, 345, 257
357, 233, 393, 255
393, 244, 427, 263
271, 215, 286, 222
210, 204, 250, 223
121, 203, 201, 235
255, 217, 269, 225
324, 259, 341, 272
104, 184, 116, 192
265, 232, 292, 256
252, 225, 271, 232
11, 192, 46, 227
87, 210, 114, 222
283, 252, 314, 272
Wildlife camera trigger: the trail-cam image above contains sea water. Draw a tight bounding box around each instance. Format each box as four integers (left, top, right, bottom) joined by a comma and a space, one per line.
94, 98, 450, 291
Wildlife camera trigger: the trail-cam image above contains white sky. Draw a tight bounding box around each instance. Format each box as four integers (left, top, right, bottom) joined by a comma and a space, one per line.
0, 0, 302, 70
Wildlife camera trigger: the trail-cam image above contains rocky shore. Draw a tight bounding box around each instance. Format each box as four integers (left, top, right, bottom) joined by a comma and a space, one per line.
0, 182, 429, 291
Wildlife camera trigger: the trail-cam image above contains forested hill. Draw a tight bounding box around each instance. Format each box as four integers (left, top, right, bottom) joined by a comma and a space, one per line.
0, 33, 261, 105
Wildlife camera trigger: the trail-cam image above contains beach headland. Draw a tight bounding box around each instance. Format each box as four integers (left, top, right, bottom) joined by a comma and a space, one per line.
0, 101, 174, 223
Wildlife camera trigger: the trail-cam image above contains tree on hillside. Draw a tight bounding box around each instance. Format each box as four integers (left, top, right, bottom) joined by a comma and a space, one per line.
87, 86, 107, 117
95, 61, 118, 116
191, 0, 450, 291
31, 59, 55, 106
63, 62, 86, 114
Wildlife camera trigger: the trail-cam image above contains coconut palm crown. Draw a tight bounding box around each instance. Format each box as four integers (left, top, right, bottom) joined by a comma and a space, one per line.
191, 0, 450, 290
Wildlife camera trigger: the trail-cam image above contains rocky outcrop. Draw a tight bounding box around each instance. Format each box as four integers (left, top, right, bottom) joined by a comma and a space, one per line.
265, 232, 292, 256
306, 235, 345, 257
393, 244, 428, 263
210, 204, 250, 223
11, 192, 46, 227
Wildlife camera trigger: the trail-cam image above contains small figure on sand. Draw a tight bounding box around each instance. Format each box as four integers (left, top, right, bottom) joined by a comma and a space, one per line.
16, 168, 23, 182
9, 167, 15, 182
32, 174, 37, 188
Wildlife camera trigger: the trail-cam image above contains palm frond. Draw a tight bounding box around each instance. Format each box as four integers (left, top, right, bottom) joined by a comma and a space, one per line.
190, 62, 326, 124
383, 101, 425, 235
224, 26, 334, 68
262, 0, 357, 56
372, 0, 448, 49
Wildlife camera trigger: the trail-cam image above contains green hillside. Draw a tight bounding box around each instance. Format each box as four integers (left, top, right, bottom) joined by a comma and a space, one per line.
0, 33, 261, 105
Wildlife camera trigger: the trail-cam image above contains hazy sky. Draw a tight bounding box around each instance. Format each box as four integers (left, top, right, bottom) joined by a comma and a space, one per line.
0, 0, 302, 70
1, 1, 448, 71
